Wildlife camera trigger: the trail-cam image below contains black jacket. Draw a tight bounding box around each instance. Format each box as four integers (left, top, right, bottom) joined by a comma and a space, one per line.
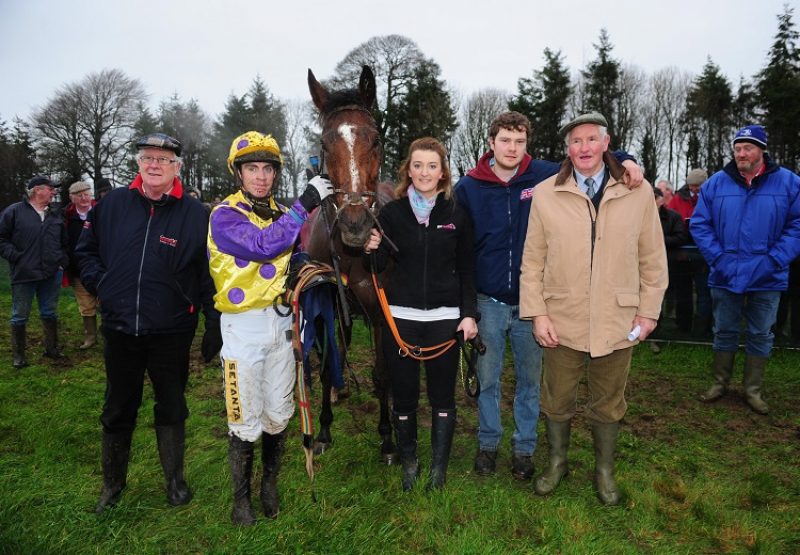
370, 193, 477, 319
0, 197, 68, 284
75, 175, 219, 336
659, 205, 688, 249
65, 201, 95, 279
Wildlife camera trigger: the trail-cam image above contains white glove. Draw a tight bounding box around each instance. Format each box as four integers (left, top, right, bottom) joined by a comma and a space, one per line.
299, 175, 334, 211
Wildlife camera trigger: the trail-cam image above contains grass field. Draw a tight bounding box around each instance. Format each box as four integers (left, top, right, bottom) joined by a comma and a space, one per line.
0, 262, 799, 554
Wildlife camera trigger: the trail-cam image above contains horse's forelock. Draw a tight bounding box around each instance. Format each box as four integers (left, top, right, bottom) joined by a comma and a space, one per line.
320, 90, 369, 118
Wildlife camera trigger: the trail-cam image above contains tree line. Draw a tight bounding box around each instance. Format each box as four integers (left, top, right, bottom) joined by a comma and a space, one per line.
1, 6, 798, 211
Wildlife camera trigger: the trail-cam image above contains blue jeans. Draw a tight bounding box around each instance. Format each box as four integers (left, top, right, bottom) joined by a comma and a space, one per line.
10, 271, 62, 325
711, 288, 780, 357
475, 295, 542, 456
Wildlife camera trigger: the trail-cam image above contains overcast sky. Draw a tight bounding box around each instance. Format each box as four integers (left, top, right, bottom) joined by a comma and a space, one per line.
0, 0, 792, 121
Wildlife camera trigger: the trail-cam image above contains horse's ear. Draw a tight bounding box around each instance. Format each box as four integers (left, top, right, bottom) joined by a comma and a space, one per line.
359, 65, 376, 108
308, 68, 328, 112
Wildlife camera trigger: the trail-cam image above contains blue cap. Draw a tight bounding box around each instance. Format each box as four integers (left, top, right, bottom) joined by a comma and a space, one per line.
732, 125, 767, 149
26, 175, 54, 190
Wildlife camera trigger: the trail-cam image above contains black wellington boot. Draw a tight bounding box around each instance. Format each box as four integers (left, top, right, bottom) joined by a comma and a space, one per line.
155, 423, 193, 506
260, 431, 286, 519
11, 324, 28, 369
95, 431, 133, 514
228, 435, 256, 526
427, 408, 456, 491
42, 318, 65, 359
393, 410, 419, 491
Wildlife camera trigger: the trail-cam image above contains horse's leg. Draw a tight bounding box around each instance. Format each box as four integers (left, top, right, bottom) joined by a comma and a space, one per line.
314, 317, 334, 455
373, 321, 396, 465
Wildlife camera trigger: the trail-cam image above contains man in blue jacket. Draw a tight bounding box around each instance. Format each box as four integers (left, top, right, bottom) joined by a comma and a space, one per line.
76, 133, 222, 512
691, 125, 800, 414
0, 175, 69, 368
455, 112, 642, 480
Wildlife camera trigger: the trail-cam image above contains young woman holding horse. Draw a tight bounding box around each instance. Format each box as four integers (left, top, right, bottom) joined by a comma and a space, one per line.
207, 131, 332, 525
363, 137, 478, 491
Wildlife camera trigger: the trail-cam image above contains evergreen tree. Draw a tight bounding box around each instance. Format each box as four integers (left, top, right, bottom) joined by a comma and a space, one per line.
0, 117, 39, 210
388, 59, 457, 172
581, 29, 621, 148
684, 58, 733, 171
755, 5, 800, 169
509, 48, 572, 161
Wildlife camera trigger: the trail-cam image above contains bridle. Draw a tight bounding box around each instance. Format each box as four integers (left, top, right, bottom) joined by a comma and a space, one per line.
317, 104, 381, 219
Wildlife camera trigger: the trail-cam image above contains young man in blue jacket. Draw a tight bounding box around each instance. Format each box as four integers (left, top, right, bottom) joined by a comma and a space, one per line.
691, 125, 800, 414
76, 133, 222, 513
455, 112, 643, 480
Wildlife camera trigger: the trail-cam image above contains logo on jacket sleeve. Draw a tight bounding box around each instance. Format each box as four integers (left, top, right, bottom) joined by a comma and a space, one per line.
436, 223, 456, 230
159, 235, 178, 247
520, 188, 534, 201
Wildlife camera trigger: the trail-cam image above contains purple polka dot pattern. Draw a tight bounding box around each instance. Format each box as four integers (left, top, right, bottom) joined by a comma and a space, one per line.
237, 139, 249, 149
228, 287, 245, 304
234, 257, 249, 268
259, 263, 276, 279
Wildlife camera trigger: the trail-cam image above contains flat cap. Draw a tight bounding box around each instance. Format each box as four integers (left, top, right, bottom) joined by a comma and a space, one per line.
685, 168, 708, 186
69, 181, 91, 195
26, 175, 54, 189
136, 133, 182, 157
559, 112, 609, 137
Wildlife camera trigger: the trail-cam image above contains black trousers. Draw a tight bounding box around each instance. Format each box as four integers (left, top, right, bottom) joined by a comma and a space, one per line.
382, 318, 460, 414
100, 327, 195, 434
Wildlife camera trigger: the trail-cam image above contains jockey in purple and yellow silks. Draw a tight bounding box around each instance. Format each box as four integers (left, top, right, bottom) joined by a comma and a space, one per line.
208, 131, 332, 526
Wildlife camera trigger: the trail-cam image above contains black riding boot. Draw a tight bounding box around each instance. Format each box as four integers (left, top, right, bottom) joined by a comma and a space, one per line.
427, 408, 456, 491
228, 435, 256, 526
155, 423, 193, 506
11, 324, 28, 369
42, 318, 64, 359
95, 431, 132, 513
260, 431, 286, 519
393, 410, 419, 491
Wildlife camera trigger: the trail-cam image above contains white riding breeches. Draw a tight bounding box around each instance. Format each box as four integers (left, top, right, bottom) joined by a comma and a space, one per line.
221, 307, 295, 441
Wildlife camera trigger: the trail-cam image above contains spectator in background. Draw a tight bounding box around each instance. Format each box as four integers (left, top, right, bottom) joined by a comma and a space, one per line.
668, 169, 708, 221
656, 179, 674, 205
651, 187, 687, 352
691, 125, 800, 414
520, 112, 667, 505
670, 169, 712, 335
64, 181, 98, 349
0, 175, 69, 368
95, 178, 113, 200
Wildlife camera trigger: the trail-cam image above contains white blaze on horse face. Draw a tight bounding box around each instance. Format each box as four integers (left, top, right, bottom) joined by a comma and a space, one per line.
338, 123, 360, 192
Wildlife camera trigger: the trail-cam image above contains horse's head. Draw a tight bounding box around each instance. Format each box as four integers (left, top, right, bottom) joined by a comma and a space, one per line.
308, 66, 381, 248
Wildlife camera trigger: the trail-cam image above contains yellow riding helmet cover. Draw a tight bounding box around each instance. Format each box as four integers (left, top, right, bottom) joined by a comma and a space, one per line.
227, 131, 283, 174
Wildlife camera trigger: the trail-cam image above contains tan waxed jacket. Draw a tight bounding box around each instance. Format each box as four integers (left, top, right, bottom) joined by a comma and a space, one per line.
520, 153, 667, 357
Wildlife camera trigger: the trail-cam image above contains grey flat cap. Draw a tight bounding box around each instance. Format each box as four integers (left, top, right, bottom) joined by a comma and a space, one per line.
136, 133, 182, 156
559, 112, 609, 137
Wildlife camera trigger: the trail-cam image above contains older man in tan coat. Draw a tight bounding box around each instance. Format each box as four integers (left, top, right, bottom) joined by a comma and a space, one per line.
520, 112, 667, 505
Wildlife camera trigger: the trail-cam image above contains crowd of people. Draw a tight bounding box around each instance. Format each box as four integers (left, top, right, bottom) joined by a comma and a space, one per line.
1, 109, 797, 524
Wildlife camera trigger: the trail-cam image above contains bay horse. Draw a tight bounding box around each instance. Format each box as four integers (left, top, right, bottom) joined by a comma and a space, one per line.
303, 66, 396, 463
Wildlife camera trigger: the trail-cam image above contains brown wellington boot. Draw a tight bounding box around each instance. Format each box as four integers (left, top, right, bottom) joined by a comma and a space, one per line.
699, 351, 735, 402
743, 355, 769, 415
79, 315, 97, 350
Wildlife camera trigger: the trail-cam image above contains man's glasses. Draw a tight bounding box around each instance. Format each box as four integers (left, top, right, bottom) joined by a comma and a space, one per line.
138, 155, 177, 166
